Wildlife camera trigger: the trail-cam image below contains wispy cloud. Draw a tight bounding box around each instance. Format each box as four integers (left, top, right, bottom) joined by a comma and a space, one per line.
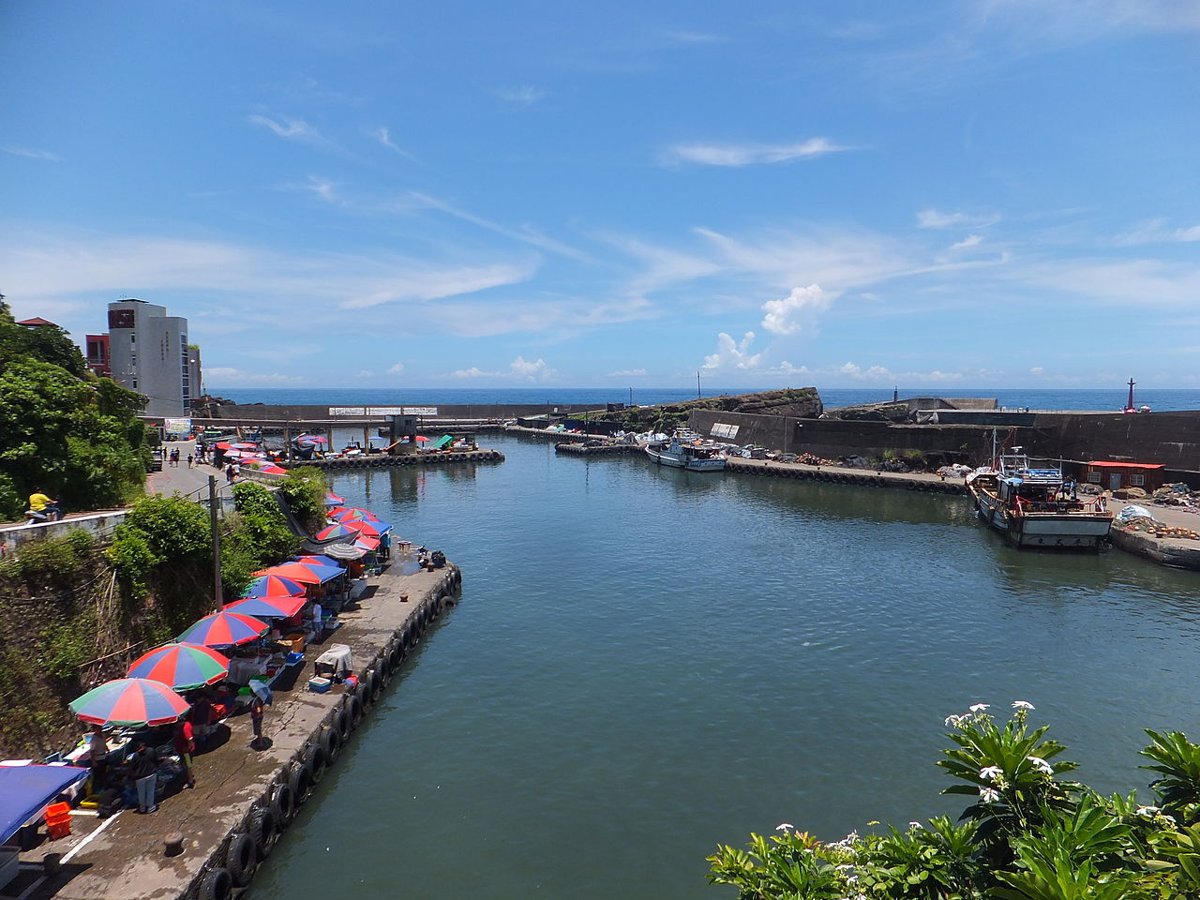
950, 234, 984, 250
451, 356, 555, 381
338, 262, 537, 310
247, 114, 331, 148
372, 126, 416, 160
387, 362, 405, 375
917, 208, 998, 229
665, 138, 848, 167
496, 85, 546, 106
205, 366, 303, 386
607, 368, 646, 377
971, 0, 1200, 43
409, 191, 588, 260
1108, 218, 1200, 246
664, 30, 722, 44
304, 175, 340, 204
1, 145, 60, 162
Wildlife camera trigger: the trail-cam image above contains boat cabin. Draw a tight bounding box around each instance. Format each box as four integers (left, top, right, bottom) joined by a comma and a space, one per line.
1083, 461, 1165, 493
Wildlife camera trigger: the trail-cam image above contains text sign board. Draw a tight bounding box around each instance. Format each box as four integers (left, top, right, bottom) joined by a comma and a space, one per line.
164, 417, 192, 435
328, 406, 438, 417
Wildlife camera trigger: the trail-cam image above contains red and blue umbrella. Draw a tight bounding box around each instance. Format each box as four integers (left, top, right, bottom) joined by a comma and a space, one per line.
70, 678, 191, 728
242, 574, 307, 598
315, 523, 362, 541
330, 507, 381, 523
225, 595, 307, 619
255, 563, 322, 584
325, 492, 345, 507
298, 554, 343, 568
177, 611, 269, 648
126, 643, 230, 691
340, 518, 387, 537
286, 559, 343, 583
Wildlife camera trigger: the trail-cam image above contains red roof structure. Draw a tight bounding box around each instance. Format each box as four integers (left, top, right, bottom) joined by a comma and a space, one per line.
1085, 461, 1164, 469
16, 316, 58, 327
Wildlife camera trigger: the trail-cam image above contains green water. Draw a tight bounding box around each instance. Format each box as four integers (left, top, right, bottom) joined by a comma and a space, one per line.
252, 436, 1200, 897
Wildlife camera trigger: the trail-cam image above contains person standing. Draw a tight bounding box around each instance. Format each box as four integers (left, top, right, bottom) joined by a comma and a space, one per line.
130, 742, 158, 813
186, 453, 193, 468
88, 724, 110, 790
174, 714, 196, 789
249, 694, 265, 749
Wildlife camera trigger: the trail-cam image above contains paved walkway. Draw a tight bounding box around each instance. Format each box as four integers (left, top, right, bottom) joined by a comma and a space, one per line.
148, 441, 238, 503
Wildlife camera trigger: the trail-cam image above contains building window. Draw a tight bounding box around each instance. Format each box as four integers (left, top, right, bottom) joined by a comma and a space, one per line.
1087, 471, 1101, 483
132, 379, 138, 389
130, 332, 135, 344
1130, 473, 1145, 486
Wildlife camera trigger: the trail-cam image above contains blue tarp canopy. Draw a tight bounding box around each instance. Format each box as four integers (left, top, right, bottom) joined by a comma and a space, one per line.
0, 765, 88, 843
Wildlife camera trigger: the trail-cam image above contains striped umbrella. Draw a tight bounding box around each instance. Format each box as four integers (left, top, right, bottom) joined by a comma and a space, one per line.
224, 595, 307, 619
330, 507, 381, 522
126, 643, 230, 691
286, 559, 343, 582
70, 678, 191, 728
340, 518, 387, 537
315, 523, 361, 541
255, 562, 323, 584
325, 492, 345, 507
297, 554, 343, 568
242, 574, 307, 598
177, 611, 269, 648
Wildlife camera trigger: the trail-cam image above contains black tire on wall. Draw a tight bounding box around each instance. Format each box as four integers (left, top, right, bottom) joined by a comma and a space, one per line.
270, 782, 294, 829
198, 867, 233, 900
225, 832, 257, 887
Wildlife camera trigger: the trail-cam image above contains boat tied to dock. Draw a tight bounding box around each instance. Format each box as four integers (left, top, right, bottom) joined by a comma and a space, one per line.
644, 433, 726, 472
967, 446, 1113, 549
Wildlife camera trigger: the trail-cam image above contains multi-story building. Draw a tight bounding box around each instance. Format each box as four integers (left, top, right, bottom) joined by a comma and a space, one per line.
85, 333, 111, 377
106, 299, 190, 417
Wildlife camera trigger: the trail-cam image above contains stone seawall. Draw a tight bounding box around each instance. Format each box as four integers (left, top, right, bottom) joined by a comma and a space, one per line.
26, 563, 463, 900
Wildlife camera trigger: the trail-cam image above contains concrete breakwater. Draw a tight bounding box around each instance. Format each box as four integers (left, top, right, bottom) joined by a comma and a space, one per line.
554, 441, 640, 457
289, 448, 503, 470
25, 563, 462, 900
723, 458, 969, 495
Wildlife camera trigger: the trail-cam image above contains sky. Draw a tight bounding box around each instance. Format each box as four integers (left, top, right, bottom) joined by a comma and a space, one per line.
2, 1, 1199, 391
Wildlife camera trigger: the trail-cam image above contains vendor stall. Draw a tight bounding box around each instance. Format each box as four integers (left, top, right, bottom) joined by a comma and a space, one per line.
0, 765, 89, 888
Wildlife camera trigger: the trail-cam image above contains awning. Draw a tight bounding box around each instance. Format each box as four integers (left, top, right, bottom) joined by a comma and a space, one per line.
0, 765, 89, 843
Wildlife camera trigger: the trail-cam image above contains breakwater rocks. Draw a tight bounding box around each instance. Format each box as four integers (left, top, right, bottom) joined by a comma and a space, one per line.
554, 441, 640, 457
724, 458, 969, 495
289, 449, 504, 470
31, 564, 462, 900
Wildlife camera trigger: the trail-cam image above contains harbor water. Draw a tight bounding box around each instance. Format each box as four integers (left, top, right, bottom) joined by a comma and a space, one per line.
251, 435, 1200, 898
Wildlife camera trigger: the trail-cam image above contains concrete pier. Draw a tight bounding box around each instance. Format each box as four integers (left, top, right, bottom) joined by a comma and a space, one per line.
723, 457, 969, 495
289, 448, 504, 470
20, 562, 462, 900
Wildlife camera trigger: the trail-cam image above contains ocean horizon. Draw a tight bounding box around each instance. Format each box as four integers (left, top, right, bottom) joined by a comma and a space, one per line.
210, 386, 1200, 413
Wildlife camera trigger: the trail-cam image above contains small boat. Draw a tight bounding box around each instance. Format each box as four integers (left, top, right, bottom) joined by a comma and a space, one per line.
645, 433, 726, 472
967, 447, 1112, 549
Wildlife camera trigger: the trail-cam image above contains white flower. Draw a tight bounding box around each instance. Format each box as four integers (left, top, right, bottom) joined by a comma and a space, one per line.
1012, 700, 1035, 711
1026, 756, 1054, 775
980, 787, 1001, 804
776, 823, 794, 832
1135, 805, 1161, 817
979, 765, 1004, 782
908, 821, 923, 830
944, 714, 963, 728
969, 703, 990, 714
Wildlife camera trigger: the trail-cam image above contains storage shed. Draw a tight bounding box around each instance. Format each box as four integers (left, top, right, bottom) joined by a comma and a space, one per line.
1084, 461, 1166, 492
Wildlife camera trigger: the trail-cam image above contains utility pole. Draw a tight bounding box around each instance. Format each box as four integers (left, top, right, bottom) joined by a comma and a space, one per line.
697, 371, 701, 399
629, 387, 633, 408
208, 475, 223, 609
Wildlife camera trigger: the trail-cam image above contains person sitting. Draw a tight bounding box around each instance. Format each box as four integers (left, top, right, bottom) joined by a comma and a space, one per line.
27, 489, 62, 522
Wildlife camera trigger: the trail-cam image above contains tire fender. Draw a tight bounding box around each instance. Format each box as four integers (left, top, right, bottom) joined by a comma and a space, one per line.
198, 867, 233, 900
270, 782, 294, 829
225, 832, 257, 887
348, 694, 363, 729
248, 804, 275, 858
305, 741, 326, 785
321, 723, 341, 763
288, 759, 312, 801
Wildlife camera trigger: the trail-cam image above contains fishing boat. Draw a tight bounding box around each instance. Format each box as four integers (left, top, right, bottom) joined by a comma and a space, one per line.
966, 447, 1112, 549
645, 433, 726, 472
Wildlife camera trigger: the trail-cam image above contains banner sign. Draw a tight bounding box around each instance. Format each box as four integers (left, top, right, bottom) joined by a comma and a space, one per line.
163, 417, 192, 435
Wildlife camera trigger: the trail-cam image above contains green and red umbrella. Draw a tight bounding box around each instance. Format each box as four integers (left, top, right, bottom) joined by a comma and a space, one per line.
225, 595, 307, 619
325, 491, 345, 507
126, 643, 230, 691
330, 507, 381, 523
176, 610, 269, 648
70, 678, 191, 727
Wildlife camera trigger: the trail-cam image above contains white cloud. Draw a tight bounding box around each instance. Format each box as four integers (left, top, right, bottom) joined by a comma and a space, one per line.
510, 356, 554, 381
950, 234, 983, 251
247, 114, 329, 148
664, 30, 722, 44
665, 138, 847, 167
373, 127, 414, 159
702, 332, 762, 371
838, 362, 963, 384
305, 175, 339, 204
387, 362, 405, 375
761, 284, 834, 336
971, 0, 1200, 42
339, 262, 536, 310
917, 209, 998, 229
496, 85, 546, 106
205, 367, 303, 386
607, 368, 647, 377
451, 366, 491, 379
409, 191, 588, 260
1030, 366, 1044, 376
1109, 219, 1200, 246
1, 145, 60, 162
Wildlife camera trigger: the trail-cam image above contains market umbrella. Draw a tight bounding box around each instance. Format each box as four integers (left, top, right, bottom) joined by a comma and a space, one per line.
228, 442, 259, 450
414, 435, 430, 443
240, 459, 287, 474
126, 643, 230, 691
330, 507, 381, 522
354, 534, 381, 552
177, 611, 269, 648
315, 523, 363, 541
285, 559, 343, 582
70, 678, 191, 728
225, 595, 307, 619
297, 554, 343, 568
340, 518, 387, 537
241, 573, 308, 598
325, 491, 345, 507
255, 562, 323, 584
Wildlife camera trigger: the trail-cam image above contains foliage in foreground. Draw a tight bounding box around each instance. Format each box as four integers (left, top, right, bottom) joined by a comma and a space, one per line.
709, 704, 1200, 899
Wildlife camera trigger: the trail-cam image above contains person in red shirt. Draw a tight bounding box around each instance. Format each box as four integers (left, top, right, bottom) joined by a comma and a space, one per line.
174, 714, 196, 789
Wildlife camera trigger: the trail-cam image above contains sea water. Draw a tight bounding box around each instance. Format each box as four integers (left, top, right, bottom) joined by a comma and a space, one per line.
251, 434, 1200, 899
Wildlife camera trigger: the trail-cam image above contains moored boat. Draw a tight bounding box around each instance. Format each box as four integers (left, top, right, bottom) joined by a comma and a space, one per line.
645, 433, 726, 472
966, 447, 1112, 549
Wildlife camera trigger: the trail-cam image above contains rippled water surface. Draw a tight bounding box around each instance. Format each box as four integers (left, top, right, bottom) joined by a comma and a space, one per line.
253, 436, 1200, 898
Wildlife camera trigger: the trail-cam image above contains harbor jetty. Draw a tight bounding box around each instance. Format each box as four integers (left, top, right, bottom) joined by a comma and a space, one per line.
17, 561, 461, 900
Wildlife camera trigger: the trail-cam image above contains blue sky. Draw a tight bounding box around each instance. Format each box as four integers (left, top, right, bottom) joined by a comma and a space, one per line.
2, 1, 1199, 391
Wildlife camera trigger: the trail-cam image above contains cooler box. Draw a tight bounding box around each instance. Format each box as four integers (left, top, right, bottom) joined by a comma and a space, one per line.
308, 677, 332, 694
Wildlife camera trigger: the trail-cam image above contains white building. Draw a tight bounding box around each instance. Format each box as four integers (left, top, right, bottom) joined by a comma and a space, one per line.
106, 299, 191, 417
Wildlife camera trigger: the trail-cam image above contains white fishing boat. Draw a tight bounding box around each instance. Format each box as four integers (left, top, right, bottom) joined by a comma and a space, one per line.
966, 447, 1112, 549
645, 434, 726, 472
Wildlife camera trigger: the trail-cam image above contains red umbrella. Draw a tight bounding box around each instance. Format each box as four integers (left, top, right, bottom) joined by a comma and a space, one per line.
415, 435, 430, 443
177, 611, 269, 648
255, 563, 323, 584
225, 596, 307, 619
70, 678, 191, 727
331, 507, 381, 523
126, 644, 230, 691
341, 519, 384, 537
